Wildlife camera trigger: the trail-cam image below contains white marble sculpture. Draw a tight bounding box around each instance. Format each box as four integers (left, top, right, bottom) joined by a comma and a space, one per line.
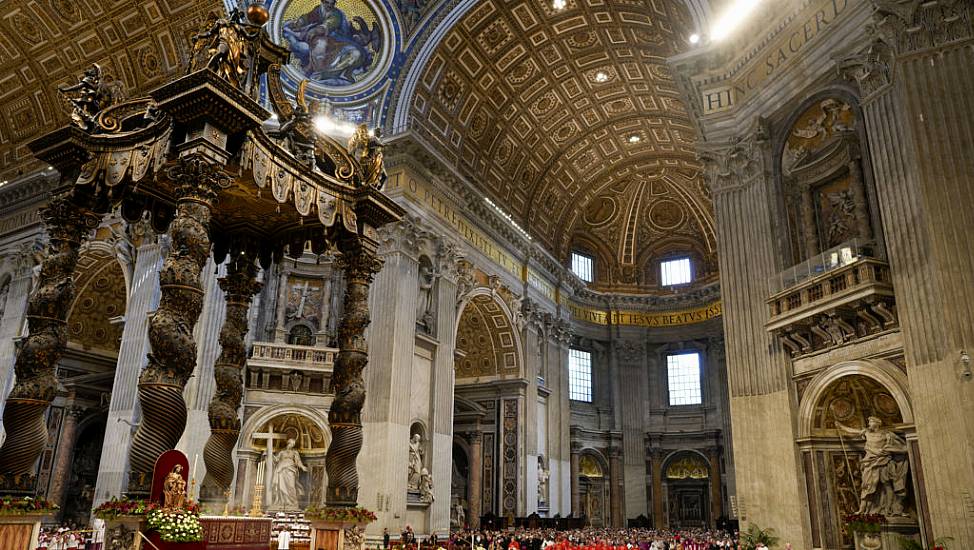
272, 438, 308, 511
836, 416, 910, 516
408, 433, 424, 490
419, 468, 435, 503
537, 455, 550, 504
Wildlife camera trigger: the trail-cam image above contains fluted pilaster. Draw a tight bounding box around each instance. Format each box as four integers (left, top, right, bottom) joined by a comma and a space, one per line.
201, 255, 261, 500
0, 193, 98, 488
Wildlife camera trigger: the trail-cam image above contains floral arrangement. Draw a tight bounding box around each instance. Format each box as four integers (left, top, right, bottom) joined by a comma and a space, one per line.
844, 513, 887, 534
0, 496, 59, 516
304, 506, 377, 524
146, 508, 205, 543
93, 497, 160, 519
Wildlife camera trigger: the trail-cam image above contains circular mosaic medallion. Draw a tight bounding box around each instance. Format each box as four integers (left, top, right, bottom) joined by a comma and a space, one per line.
648, 199, 685, 230
582, 196, 616, 227
270, 0, 392, 95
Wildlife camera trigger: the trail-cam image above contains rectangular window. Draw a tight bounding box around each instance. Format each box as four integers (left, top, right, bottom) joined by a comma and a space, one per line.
568, 348, 593, 402
661, 257, 692, 286
667, 352, 702, 406
571, 252, 594, 283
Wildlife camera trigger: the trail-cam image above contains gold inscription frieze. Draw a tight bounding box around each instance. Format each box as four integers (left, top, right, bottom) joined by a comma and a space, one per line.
699, 0, 851, 115
568, 301, 723, 328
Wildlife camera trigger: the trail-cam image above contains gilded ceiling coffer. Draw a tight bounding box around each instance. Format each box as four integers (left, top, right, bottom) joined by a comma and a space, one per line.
6, 7, 403, 504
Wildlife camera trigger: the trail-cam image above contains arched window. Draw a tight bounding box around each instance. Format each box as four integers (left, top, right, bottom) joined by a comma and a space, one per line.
287, 325, 315, 346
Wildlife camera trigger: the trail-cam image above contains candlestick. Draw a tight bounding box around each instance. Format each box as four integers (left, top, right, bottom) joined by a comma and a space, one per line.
192, 454, 199, 483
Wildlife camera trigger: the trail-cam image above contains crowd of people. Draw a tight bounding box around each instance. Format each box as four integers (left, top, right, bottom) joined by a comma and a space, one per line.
36, 524, 102, 550
383, 528, 758, 550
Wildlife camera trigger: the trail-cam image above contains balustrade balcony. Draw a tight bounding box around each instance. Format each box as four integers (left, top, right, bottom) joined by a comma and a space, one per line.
766, 241, 897, 358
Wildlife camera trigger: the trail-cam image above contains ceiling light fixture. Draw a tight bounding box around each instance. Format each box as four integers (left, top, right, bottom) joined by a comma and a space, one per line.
552, 0, 566, 11
710, 0, 763, 41
628, 134, 641, 143
594, 72, 609, 82
688, 33, 700, 44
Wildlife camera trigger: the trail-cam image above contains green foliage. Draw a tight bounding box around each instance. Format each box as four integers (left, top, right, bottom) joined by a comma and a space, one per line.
740, 523, 780, 550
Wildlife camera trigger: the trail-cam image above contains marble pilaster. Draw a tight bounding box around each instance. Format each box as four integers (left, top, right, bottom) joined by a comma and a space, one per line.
607, 446, 622, 527
0, 264, 34, 421
358, 221, 421, 534
569, 442, 581, 516
429, 244, 459, 534
93, 240, 163, 505
840, 11, 974, 542
467, 431, 482, 528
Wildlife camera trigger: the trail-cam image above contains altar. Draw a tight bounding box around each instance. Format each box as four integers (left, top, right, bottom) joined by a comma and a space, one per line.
201, 516, 274, 550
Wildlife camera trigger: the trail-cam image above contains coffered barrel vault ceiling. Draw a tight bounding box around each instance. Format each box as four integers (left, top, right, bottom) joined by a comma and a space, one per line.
407, 0, 717, 290
0, 0, 221, 176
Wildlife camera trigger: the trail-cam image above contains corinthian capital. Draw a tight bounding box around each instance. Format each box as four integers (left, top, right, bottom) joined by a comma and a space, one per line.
697, 118, 770, 196
836, 37, 895, 101
872, 0, 972, 55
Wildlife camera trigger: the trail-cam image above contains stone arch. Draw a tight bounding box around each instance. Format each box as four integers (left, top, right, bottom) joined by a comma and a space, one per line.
454, 290, 523, 381
798, 360, 913, 439
578, 449, 609, 527
662, 449, 711, 478
240, 405, 332, 453
66, 242, 129, 356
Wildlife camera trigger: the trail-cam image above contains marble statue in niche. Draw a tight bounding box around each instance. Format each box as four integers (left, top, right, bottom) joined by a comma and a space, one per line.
407, 433, 424, 490
418, 468, 434, 503
273, 438, 309, 511
537, 455, 550, 505
835, 416, 910, 516
416, 257, 436, 334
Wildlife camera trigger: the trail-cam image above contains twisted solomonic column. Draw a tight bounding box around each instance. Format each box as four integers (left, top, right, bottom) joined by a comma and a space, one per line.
126, 157, 228, 494
0, 194, 98, 489
325, 242, 383, 507
201, 255, 261, 500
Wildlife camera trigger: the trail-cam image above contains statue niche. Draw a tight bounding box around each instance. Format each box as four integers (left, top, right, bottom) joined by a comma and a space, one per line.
805, 373, 918, 547
779, 98, 879, 264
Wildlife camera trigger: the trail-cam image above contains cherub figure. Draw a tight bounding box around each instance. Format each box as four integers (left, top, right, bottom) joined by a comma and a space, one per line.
347, 123, 386, 189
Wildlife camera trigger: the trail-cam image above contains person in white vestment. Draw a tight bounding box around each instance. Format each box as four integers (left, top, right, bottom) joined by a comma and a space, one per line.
277, 527, 292, 550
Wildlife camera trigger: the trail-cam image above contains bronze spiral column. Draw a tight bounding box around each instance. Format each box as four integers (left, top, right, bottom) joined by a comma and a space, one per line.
325, 240, 382, 507
0, 194, 98, 489
127, 157, 227, 494
201, 254, 261, 500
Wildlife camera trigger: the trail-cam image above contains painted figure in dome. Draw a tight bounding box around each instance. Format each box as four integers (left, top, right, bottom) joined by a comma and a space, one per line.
283, 0, 381, 85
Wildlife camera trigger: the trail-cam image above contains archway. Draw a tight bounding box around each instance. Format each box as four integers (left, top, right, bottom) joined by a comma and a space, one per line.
578, 452, 609, 527
452, 290, 523, 521
662, 450, 711, 529
797, 363, 919, 549
241, 407, 331, 511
